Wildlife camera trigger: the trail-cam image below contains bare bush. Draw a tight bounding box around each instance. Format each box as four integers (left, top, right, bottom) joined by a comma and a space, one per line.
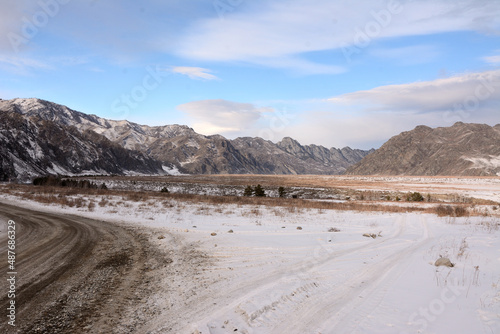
435, 205, 468, 217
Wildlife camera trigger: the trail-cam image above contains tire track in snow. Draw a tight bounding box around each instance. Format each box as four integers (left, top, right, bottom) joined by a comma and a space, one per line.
190, 215, 420, 333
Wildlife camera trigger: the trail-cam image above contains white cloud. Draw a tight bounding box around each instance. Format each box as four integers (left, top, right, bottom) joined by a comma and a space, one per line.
329, 69, 500, 114
283, 69, 499, 148
253, 70, 500, 149
176, 0, 500, 71
174, 69, 500, 148
484, 56, 500, 64
0, 54, 88, 75
52, 55, 91, 67
177, 99, 273, 135
483, 51, 500, 65
283, 111, 434, 149
0, 55, 53, 75
170, 66, 219, 80
254, 57, 346, 75
370, 45, 440, 65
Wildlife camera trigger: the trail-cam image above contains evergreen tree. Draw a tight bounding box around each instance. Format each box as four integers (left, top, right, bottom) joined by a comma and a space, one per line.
243, 185, 254, 196
278, 186, 286, 198
254, 184, 266, 197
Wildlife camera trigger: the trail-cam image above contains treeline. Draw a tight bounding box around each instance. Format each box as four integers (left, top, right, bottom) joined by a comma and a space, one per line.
33, 175, 107, 189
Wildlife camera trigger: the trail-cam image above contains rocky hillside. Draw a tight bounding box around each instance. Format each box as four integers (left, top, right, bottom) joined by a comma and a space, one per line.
231, 137, 374, 175
0, 109, 163, 181
346, 122, 500, 176
0, 98, 372, 178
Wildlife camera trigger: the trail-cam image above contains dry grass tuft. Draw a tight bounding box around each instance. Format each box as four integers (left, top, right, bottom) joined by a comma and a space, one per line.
435, 205, 469, 217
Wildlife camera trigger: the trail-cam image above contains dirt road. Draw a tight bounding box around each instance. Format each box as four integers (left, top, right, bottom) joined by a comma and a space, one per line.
0, 203, 170, 334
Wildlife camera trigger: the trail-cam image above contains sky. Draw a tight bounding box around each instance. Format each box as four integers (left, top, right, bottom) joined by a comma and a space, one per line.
1, 0, 499, 149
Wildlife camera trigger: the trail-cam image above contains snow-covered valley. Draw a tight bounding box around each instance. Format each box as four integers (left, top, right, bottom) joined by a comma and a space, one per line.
1, 181, 499, 333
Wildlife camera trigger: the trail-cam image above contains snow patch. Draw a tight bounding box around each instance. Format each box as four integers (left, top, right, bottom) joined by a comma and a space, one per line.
162, 165, 183, 175
464, 155, 500, 169
46, 164, 71, 176
185, 138, 200, 149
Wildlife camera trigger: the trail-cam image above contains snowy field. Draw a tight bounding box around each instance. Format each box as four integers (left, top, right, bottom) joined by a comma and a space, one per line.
76, 174, 500, 204
1, 184, 499, 333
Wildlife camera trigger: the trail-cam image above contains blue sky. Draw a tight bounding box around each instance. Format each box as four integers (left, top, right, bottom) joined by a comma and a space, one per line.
1, 0, 499, 149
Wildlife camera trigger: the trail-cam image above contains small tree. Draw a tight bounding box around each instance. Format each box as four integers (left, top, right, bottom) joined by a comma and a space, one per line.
407, 192, 424, 202
160, 187, 169, 193
254, 184, 266, 197
278, 186, 286, 198
243, 185, 254, 197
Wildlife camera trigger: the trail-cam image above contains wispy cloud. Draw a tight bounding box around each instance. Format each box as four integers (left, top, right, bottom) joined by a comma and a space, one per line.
482, 51, 500, 65
254, 57, 346, 75
328, 69, 500, 114
370, 45, 440, 65
271, 70, 500, 149
176, 0, 500, 72
177, 99, 273, 135
0, 55, 53, 75
52, 55, 91, 67
170, 66, 219, 80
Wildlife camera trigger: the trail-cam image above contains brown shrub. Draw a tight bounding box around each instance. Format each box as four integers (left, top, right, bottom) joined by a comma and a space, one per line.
435, 205, 468, 217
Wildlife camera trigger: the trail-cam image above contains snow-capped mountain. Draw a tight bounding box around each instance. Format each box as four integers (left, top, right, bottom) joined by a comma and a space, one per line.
0, 104, 163, 181
0, 98, 373, 179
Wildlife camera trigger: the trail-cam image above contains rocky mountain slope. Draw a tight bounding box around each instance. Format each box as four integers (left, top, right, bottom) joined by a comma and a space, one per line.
0, 108, 163, 181
0, 98, 372, 179
346, 122, 500, 176
232, 137, 374, 174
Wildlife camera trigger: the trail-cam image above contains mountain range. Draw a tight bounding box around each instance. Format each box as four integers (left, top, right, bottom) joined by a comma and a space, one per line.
0, 98, 373, 180
346, 122, 500, 176
2, 98, 498, 180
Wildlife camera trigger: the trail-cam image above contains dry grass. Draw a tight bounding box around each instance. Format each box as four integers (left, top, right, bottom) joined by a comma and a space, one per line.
1, 183, 494, 217
436, 205, 469, 217
475, 219, 500, 233
68, 174, 500, 207
1, 184, 424, 214
457, 237, 468, 258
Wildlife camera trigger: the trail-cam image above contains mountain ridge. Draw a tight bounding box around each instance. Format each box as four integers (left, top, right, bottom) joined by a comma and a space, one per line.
0, 109, 164, 181
0, 97, 373, 179
346, 121, 500, 176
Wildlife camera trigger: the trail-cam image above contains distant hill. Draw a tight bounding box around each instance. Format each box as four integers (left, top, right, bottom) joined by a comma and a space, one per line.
0, 98, 372, 180
346, 122, 500, 176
